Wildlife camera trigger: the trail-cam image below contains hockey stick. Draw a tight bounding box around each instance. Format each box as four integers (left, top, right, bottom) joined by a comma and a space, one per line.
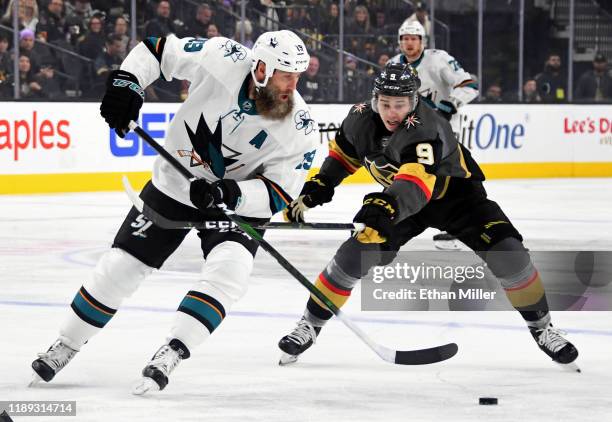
122, 176, 355, 231
127, 121, 458, 365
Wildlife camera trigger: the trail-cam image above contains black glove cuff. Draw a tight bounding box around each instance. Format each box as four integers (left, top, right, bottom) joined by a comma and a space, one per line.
106, 69, 145, 100
212, 179, 242, 210
301, 173, 335, 208
361, 192, 398, 219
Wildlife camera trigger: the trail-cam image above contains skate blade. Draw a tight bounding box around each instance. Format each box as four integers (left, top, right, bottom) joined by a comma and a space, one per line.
132, 377, 160, 396
434, 240, 461, 251
28, 373, 43, 388
278, 353, 299, 366
557, 361, 581, 373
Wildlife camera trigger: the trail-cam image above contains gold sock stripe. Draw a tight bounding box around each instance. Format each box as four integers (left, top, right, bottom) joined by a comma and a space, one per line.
310, 274, 351, 310
504, 271, 545, 308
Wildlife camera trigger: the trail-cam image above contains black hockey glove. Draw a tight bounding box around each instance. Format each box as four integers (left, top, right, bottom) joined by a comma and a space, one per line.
437, 100, 457, 121
100, 70, 144, 138
189, 179, 242, 212
284, 174, 335, 223
353, 192, 398, 244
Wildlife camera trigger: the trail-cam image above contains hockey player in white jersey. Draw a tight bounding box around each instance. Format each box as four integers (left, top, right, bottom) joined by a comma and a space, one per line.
390, 21, 478, 249
30, 30, 319, 394
390, 21, 478, 124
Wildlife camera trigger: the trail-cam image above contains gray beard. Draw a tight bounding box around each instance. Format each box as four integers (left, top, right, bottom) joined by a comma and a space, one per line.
255, 84, 294, 120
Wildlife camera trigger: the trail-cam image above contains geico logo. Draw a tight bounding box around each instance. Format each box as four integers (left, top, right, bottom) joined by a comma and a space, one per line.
457, 113, 525, 150
110, 112, 174, 156
564, 117, 612, 134
0, 111, 70, 161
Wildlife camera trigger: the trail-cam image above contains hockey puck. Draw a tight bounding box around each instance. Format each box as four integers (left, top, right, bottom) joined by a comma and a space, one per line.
479, 397, 498, 405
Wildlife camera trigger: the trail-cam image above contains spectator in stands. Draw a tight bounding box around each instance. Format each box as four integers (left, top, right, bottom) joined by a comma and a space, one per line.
17, 27, 56, 71
402, 1, 431, 47
363, 38, 379, 75
0, 34, 9, 66
183, 3, 214, 38
297, 55, 326, 102
64, 0, 94, 46
575, 53, 612, 102
18, 54, 41, 98
255, 0, 280, 32
33, 60, 63, 99
378, 52, 390, 67
233, 19, 254, 49
94, 33, 123, 81
483, 83, 503, 102
112, 16, 131, 60
0, 34, 12, 95
17, 28, 40, 71
305, 0, 325, 31
321, 2, 339, 37
145, 0, 176, 38
343, 54, 366, 103
37, 0, 66, 43
346, 5, 370, 53
77, 15, 106, 60
522, 78, 541, 103
535, 53, 566, 102
294, 6, 315, 34
90, 32, 122, 97
206, 23, 220, 38
373, 9, 392, 51
1, 0, 39, 32
93, 0, 126, 22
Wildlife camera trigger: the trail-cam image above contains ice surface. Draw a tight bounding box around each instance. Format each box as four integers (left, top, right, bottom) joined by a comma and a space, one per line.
1, 179, 611, 421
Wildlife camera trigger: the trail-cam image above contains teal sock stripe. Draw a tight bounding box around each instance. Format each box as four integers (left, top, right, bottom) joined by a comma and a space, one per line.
177, 293, 225, 333
71, 287, 116, 328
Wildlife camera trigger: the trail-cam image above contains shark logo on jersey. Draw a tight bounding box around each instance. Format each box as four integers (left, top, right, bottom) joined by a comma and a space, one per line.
220, 40, 247, 62
182, 114, 240, 178
294, 110, 315, 135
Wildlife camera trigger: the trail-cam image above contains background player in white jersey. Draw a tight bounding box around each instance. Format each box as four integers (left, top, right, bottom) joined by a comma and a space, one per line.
390, 20, 479, 249
30, 30, 319, 394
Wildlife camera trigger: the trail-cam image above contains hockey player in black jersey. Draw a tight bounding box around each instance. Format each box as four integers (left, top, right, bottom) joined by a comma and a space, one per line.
280, 62, 579, 369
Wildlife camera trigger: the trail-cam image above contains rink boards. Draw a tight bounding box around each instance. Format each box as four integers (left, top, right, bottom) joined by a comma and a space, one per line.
0, 102, 611, 194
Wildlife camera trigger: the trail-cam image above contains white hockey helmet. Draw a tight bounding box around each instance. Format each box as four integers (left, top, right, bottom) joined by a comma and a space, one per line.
250, 30, 310, 88
398, 21, 425, 43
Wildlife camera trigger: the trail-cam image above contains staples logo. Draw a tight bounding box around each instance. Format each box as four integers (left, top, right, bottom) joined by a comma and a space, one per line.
0, 111, 70, 161
110, 112, 174, 156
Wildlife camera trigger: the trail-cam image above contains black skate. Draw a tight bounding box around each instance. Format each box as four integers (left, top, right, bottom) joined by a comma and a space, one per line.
278, 318, 321, 365
30, 340, 78, 385
133, 339, 189, 395
530, 324, 580, 372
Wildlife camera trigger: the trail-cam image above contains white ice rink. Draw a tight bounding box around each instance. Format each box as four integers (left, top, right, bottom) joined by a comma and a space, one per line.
1, 179, 611, 422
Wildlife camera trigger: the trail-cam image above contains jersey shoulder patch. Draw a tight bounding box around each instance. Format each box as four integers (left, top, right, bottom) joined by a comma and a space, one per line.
214, 37, 250, 63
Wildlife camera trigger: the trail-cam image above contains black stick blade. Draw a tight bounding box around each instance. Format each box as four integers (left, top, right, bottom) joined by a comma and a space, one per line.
394, 342, 458, 365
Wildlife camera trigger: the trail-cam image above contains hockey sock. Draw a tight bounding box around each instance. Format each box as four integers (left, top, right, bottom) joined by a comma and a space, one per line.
503, 268, 551, 328
305, 271, 353, 327
60, 286, 118, 350
170, 290, 228, 351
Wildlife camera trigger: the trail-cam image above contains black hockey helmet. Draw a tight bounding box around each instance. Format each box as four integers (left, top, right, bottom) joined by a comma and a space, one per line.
372, 62, 420, 112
